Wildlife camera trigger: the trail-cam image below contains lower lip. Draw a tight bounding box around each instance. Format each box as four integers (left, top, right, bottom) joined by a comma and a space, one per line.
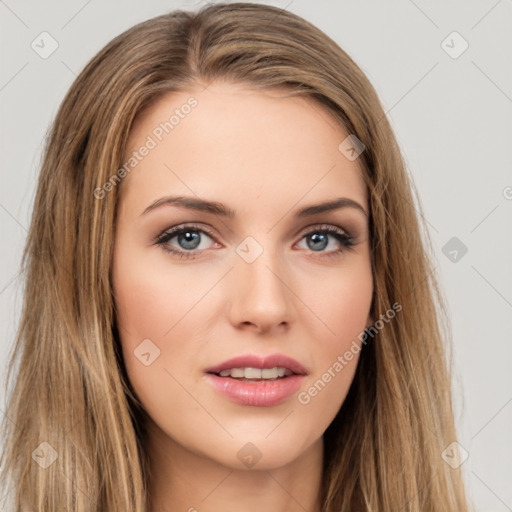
205, 373, 305, 407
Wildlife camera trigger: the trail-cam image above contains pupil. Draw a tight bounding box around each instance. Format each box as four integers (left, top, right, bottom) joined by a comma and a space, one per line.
178, 231, 200, 250
308, 233, 327, 251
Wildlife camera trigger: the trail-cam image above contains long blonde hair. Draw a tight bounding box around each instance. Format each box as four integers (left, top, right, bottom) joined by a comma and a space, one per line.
1, 3, 469, 510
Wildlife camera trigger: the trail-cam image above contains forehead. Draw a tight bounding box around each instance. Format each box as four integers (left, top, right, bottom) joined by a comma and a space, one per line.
120, 81, 367, 217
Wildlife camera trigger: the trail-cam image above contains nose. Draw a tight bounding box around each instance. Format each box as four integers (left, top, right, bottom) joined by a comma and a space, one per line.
227, 246, 293, 334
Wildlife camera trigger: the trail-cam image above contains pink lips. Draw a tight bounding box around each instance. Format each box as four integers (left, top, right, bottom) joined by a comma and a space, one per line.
204, 353, 307, 407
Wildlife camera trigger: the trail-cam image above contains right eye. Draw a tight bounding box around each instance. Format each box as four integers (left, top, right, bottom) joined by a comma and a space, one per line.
154, 224, 219, 259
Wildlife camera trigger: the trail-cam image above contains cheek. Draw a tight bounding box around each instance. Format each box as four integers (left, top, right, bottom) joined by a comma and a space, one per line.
323, 264, 373, 348
112, 246, 216, 401
112, 244, 200, 342
293, 259, 372, 419
111, 252, 196, 427
298, 255, 373, 353
111, 245, 177, 382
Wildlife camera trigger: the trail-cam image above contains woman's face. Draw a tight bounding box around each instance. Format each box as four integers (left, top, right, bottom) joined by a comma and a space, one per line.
112, 81, 373, 470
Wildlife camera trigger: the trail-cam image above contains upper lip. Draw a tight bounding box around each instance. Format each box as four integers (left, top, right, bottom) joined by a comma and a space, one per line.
205, 354, 308, 376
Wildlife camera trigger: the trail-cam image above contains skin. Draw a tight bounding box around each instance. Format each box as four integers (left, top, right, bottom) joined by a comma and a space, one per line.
112, 81, 374, 512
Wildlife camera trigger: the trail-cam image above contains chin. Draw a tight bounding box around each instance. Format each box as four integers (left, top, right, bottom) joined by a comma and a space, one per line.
196, 431, 319, 472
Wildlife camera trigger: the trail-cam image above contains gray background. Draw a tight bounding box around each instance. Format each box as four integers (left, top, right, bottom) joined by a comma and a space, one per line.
1, 1, 511, 510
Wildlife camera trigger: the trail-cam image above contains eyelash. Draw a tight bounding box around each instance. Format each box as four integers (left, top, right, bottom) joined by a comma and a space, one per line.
154, 223, 356, 260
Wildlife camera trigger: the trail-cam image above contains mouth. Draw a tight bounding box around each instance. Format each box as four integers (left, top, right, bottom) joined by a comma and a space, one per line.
204, 354, 307, 407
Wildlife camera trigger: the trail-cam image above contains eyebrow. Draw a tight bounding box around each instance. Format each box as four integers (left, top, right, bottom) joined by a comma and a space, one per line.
141, 195, 368, 218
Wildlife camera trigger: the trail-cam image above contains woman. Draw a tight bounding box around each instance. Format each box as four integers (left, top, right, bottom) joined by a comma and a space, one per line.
0, 3, 469, 511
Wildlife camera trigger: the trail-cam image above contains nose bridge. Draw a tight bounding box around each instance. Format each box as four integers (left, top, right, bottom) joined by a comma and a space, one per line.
228, 235, 292, 330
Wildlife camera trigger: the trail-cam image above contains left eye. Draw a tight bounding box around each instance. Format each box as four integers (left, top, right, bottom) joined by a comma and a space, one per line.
155, 224, 355, 259
297, 228, 352, 253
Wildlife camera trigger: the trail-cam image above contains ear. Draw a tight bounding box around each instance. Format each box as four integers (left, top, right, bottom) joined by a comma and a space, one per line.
365, 314, 374, 329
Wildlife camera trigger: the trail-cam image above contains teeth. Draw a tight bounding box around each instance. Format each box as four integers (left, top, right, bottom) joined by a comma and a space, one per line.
245, 367, 262, 379
217, 367, 293, 379
261, 368, 278, 379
